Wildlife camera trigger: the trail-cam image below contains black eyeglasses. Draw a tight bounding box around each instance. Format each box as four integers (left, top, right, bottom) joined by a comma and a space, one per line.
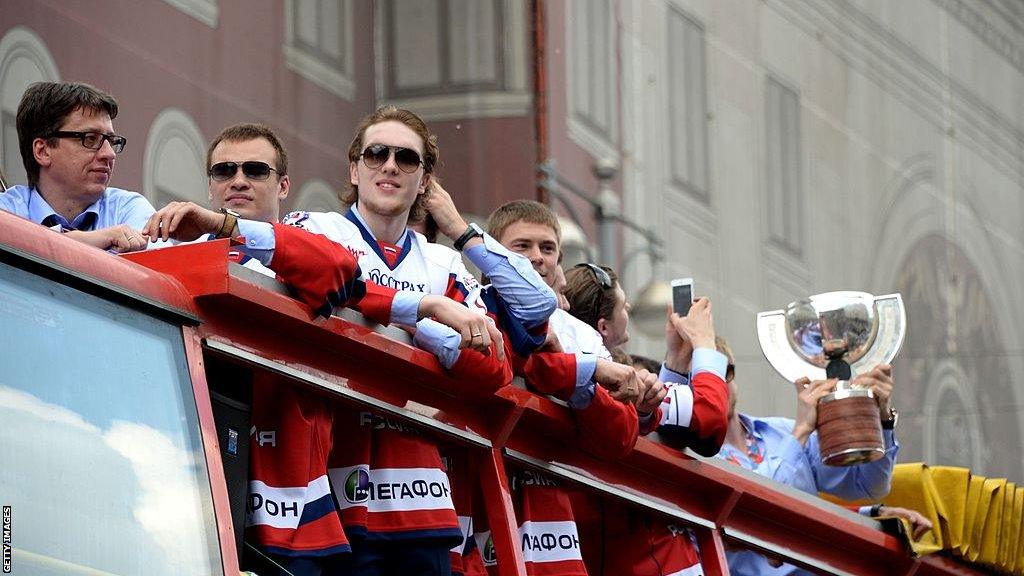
208, 161, 279, 181
47, 131, 127, 154
360, 144, 424, 174
574, 263, 613, 289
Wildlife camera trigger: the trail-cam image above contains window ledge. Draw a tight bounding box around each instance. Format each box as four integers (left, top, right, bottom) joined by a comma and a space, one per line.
161, 0, 218, 28
284, 45, 356, 102
383, 91, 531, 122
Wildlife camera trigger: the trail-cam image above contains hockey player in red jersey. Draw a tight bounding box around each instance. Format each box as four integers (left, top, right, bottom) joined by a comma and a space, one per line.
143, 123, 516, 576
562, 265, 729, 457
476, 201, 658, 576
562, 263, 730, 576
477, 198, 728, 575
280, 106, 556, 575
488, 201, 652, 453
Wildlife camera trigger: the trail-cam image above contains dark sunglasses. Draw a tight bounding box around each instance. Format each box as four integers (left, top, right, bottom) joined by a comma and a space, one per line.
47, 131, 127, 154
360, 143, 424, 174
208, 161, 279, 181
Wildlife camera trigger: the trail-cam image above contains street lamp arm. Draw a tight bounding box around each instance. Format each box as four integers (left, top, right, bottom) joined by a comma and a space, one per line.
605, 212, 664, 248
537, 159, 664, 267
538, 161, 602, 209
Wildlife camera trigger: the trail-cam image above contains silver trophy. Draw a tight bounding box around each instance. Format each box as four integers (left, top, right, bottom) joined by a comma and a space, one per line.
756, 292, 906, 465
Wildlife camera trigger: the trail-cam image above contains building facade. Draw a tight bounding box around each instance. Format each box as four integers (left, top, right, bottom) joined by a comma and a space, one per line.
2, 0, 1022, 480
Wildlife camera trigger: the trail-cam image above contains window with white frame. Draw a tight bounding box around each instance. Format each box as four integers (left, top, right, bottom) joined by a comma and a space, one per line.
764, 76, 803, 256
567, 0, 617, 158
143, 109, 208, 208
285, 0, 356, 101
378, 0, 530, 120
0, 26, 60, 188
666, 6, 710, 203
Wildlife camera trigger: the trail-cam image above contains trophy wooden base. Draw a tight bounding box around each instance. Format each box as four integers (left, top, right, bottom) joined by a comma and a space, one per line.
817, 391, 885, 466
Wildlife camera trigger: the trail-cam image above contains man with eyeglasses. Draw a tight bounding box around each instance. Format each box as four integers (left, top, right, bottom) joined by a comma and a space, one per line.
0, 81, 153, 252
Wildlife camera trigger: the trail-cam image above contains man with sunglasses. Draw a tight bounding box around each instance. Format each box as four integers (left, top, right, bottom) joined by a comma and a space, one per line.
146, 124, 500, 349
0, 82, 153, 252
276, 105, 556, 576
143, 122, 522, 576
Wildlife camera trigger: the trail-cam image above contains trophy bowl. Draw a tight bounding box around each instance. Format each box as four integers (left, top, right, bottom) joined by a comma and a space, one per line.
757, 291, 906, 466
784, 292, 878, 371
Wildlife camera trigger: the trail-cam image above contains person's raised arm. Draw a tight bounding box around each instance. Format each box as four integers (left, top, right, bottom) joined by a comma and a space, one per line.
656, 298, 729, 455
424, 183, 555, 328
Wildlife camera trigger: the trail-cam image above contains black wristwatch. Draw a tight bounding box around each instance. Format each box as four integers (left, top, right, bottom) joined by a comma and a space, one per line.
453, 223, 484, 251
880, 407, 898, 430
216, 208, 240, 239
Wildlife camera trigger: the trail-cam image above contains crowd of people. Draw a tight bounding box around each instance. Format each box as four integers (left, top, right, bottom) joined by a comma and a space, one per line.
1, 81, 931, 576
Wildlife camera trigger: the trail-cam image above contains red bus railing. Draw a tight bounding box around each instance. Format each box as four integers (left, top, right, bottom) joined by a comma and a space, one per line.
0, 210, 988, 576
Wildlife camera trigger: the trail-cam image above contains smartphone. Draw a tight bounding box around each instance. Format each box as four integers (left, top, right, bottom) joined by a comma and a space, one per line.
671, 278, 694, 316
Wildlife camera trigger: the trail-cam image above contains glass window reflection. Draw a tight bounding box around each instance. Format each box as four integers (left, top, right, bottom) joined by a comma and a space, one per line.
0, 261, 222, 575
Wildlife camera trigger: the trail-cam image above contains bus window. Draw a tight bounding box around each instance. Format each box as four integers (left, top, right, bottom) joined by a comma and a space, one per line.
0, 261, 222, 576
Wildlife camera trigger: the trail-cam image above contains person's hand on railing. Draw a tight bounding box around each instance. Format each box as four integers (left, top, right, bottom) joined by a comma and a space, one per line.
594, 359, 642, 405
418, 294, 504, 360
66, 225, 149, 253
877, 505, 934, 542
143, 201, 226, 242
636, 369, 667, 416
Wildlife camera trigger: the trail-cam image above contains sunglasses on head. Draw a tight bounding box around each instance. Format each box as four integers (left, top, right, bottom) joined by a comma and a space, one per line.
574, 262, 613, 289
360, 143, 424, 174
208, 161, 278, 181
573, 263, 615, 326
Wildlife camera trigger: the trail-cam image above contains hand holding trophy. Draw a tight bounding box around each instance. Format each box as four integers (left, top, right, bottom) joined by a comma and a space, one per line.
757, 292, 906, 466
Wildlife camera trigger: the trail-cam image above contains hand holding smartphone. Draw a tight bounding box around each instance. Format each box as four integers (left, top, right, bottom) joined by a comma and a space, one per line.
671, 278, 694, 316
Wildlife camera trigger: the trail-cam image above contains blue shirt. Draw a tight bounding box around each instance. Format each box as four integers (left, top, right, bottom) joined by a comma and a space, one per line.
718, 413, 899, 575
0, 185, 154, 232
